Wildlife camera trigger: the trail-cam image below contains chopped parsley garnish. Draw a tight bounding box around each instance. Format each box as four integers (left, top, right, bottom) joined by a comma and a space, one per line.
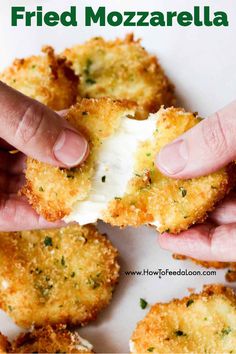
71, 272, 76, 278
179, 187, 187, 197
174, 330, 187, 337
87, 276, 100, 289
147, 348, 155, 352
39, 186, 44, 192
61, 256, 66, 267
146, 152, 151, 157
101, 175, 106, 183
186, 299, 194, 307
221, 327, 231, 337
86, 78, 96, 85
84, 58, 93, 75
8, 305, 13, 312
115, 197, 121, 200
44, 236, 53, 247
140, 298, 148, 309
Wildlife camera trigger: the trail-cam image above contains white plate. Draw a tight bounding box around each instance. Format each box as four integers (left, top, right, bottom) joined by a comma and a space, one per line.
0, 1, 236, 353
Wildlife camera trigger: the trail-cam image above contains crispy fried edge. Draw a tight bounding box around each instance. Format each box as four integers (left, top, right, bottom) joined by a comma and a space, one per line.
10, 325, 93, 353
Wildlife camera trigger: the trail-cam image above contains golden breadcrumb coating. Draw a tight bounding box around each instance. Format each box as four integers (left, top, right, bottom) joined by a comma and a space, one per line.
130, 284, 236, 353
0, 46, 78, 110
0, 334, 8, 353
173, 254, 236, 283
23, 101, 236, 233
0, 224, 119, 328
63, 34, 175, 119
10, 325, 93, 353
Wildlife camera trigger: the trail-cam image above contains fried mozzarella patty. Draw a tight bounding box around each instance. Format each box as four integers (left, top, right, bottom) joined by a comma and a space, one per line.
0, 46, 78, 110
10, 325, 93, 353
23, 98, 235, 233
130, 285, 236, 353
0, 224, 119, 328
63, 34, 175, 119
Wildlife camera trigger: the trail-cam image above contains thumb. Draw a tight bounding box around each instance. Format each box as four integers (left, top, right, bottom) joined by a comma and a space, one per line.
156, 100, 236, 178
0, 82, 88, 167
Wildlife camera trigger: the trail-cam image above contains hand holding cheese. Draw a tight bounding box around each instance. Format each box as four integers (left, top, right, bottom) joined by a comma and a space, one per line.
158, 100, 236, 261
23, 98, 235, 234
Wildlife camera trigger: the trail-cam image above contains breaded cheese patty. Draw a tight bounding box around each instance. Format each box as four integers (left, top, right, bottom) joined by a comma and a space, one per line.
130, 285, 236, 353
23, 98, 235, 234
0, 46, 78, 110
0, 224, 119, 328
63, 34, 175, 118
10, 325, 93, 353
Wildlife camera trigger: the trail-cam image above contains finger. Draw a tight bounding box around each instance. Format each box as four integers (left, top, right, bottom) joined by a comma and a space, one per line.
0, 82, 89, 168
0, 194, 65, 231
158, 223, 236, 262
210, 192, 236, 225
0, 173, 25, 193
156, 100, 236, 178
0, 150, 26, 174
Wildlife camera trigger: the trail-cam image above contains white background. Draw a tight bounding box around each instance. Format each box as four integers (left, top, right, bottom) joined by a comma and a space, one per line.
0, 1, 236, 353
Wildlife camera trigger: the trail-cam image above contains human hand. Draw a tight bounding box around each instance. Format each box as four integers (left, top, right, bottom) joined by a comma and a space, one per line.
0, 82, 88, 231
156, 100, 236, 262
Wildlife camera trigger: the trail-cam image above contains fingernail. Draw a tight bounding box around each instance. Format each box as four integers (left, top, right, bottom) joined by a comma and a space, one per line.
54, 129, 88, 167
157, 139, 188, 175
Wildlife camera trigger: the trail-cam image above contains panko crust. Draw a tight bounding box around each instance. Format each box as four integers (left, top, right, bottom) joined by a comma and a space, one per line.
104, 107, 236, 233
130, 284, 236, 353
63, 33, 175, 119
22, 97, 136, 221
0, 46, 78, 110
23, 103, 236, 233
0, 224, 120, 328
10, 325, 93, 353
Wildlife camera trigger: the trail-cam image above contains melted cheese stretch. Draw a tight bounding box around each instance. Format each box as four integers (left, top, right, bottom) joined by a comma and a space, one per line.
64, 114, 157, 225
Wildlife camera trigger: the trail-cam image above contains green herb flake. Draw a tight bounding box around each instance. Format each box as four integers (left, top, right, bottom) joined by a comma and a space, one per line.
101, 175, 106, 183
146, 153, 151, 157
71, 272, 76, 278
39, 186, 44, 192
174, 330, 187, 337
221, 327, 231, 337
115, 197, 121, 200
179, 187, 187, 197
86, 78, 96, 85
44, 236, 53, 247
140, 298, 148, 310
61, 256, 66, 267
87, 277, 100, 289
186, 299, 194, 307
147, 348, 155, 353
8, 305, 13, 312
